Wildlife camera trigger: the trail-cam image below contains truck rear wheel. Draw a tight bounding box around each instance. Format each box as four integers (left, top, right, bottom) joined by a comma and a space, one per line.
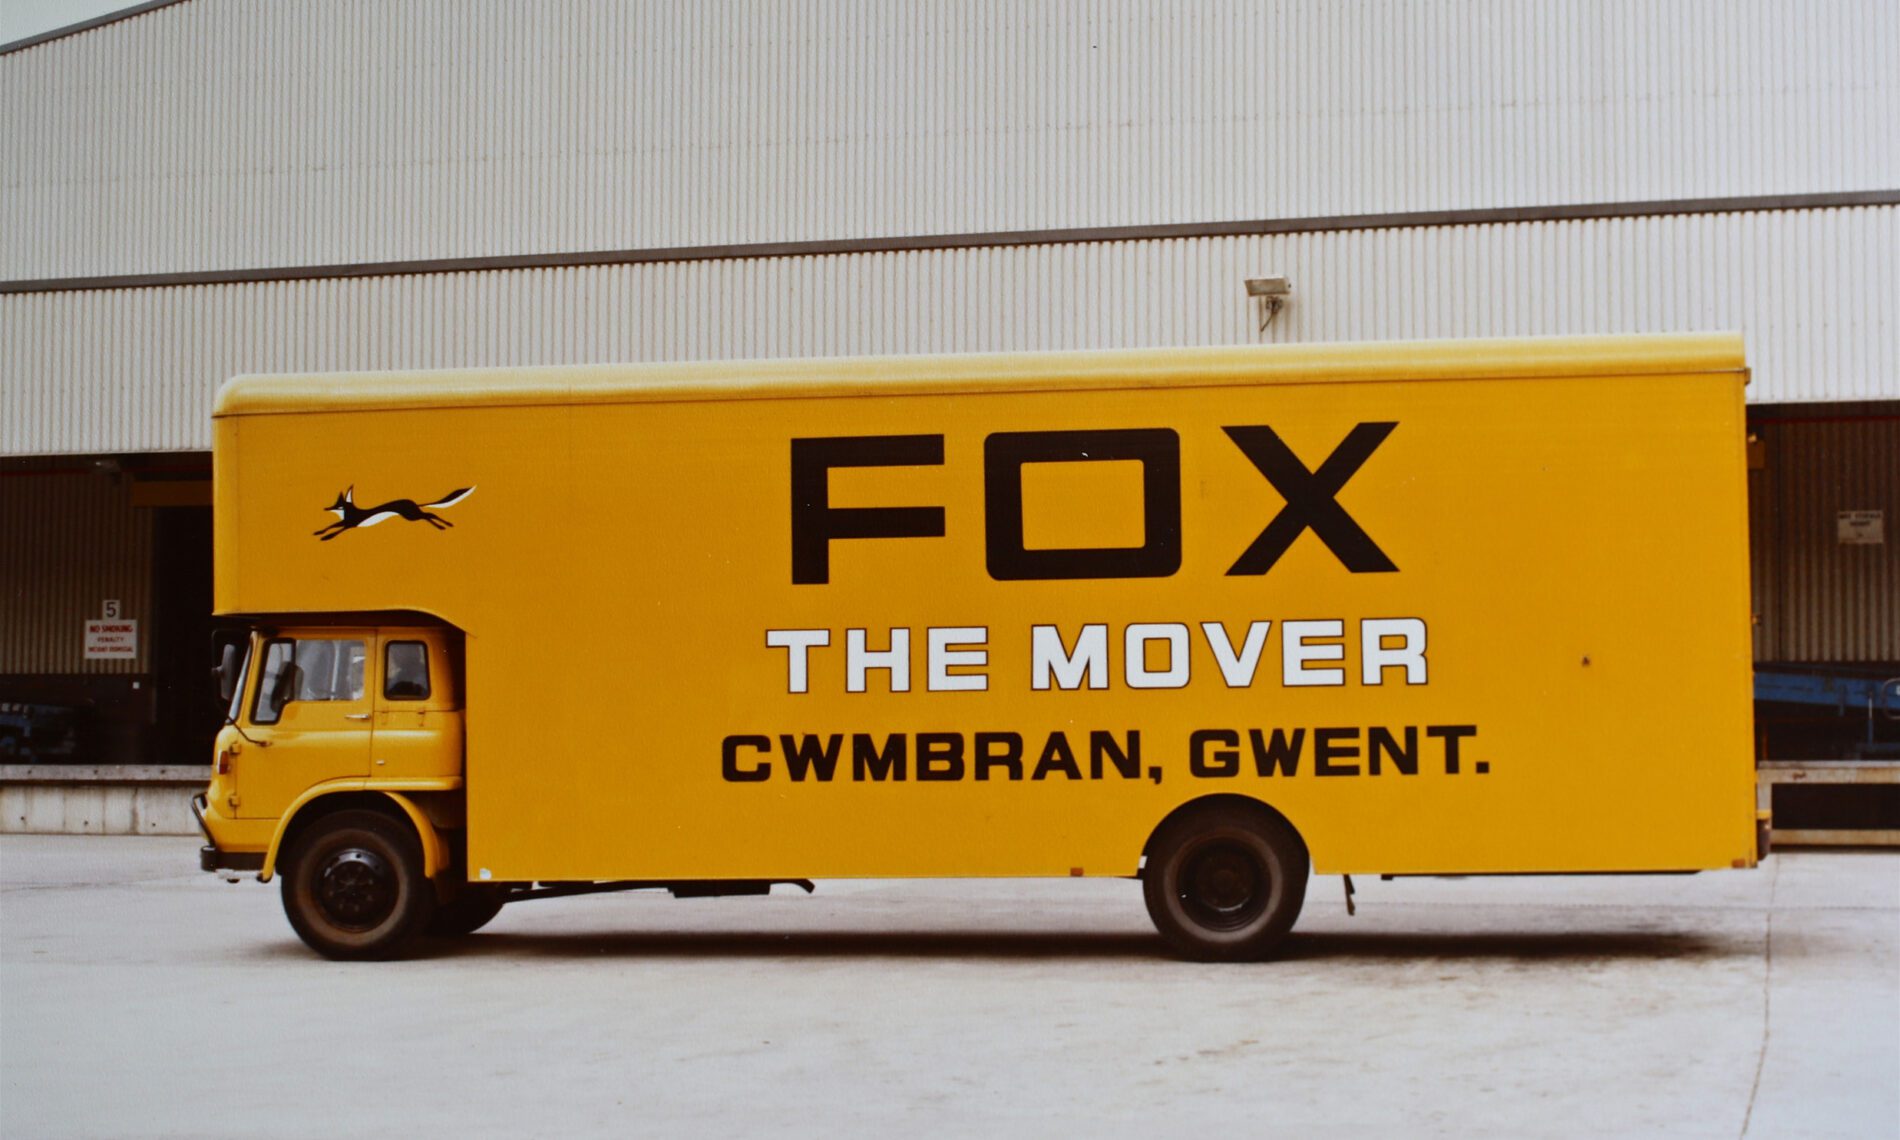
280, 809, 435, 960
1142, 802, 1309, 961
425, 884, 508, 937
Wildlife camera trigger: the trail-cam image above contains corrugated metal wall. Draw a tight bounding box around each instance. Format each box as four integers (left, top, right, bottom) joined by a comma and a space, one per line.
3, 206, 1892, 454
4, 0, 1896, 278
1751, 411, 1899, 663
0, 473, 152, 674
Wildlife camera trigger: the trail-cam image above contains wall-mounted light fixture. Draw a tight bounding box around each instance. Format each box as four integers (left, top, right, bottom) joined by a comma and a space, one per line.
1245, 276, 1292, 331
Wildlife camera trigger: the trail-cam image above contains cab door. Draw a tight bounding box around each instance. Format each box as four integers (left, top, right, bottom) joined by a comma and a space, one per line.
235, 631, 376, 820
371, 632, 464, 781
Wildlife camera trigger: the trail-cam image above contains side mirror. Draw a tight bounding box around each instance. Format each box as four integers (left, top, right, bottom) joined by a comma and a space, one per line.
215, 643, 241, 705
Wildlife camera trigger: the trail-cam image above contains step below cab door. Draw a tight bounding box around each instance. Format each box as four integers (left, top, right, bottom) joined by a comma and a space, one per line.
235, 631, 375, 819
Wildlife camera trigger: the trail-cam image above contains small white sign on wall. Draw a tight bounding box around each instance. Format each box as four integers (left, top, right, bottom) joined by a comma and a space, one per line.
84, 619, 138, 659
1837, 510, 1885, 546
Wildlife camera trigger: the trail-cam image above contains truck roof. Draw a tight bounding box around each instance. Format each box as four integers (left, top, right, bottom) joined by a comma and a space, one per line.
213, 333, 1745, 418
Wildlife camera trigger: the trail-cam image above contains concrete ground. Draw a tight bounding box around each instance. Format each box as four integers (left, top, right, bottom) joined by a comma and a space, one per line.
1, 837, 1894, 1139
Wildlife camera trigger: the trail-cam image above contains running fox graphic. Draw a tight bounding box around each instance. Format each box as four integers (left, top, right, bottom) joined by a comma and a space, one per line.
313, 486, 475, 540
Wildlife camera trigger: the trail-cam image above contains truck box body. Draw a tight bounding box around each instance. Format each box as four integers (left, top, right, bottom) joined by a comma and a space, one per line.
212, 334, 1757, 884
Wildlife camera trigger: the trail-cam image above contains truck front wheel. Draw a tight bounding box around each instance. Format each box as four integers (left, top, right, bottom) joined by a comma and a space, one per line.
1142, 802, 1309, 961
280, 810, 435, 960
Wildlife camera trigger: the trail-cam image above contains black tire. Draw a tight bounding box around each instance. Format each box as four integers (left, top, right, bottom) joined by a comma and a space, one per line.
1142, 802, 1309, 961
280, 809, 436, 960
425, 884, 508, 937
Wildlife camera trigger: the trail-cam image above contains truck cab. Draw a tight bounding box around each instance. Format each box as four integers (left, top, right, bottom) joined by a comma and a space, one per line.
197, 620, 488, 956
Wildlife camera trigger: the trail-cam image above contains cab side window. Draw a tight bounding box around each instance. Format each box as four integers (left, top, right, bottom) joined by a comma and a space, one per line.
385, 641, 431, 701
294, 639, 367, 702
251, 638, 368, 724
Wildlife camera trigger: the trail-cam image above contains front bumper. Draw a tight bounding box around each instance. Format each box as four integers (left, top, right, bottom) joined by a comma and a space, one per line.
193, 794, 264, 873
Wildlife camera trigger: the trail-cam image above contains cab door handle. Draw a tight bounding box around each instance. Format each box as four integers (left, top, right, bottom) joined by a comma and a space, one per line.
345, 713, 370, 721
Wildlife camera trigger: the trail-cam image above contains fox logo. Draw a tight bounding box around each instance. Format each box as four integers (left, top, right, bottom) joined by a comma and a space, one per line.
313, 486, 476, 541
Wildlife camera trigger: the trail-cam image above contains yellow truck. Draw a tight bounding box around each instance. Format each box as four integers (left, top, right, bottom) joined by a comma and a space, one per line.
195, 334, 1761, 960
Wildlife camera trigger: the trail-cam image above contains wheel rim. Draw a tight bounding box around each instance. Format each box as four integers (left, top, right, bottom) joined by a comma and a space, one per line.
1176, 836, 1271, 933
315, 847, 397, 931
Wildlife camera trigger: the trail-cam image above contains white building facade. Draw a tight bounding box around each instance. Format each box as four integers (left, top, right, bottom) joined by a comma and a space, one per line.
1, 1, 1895, 826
